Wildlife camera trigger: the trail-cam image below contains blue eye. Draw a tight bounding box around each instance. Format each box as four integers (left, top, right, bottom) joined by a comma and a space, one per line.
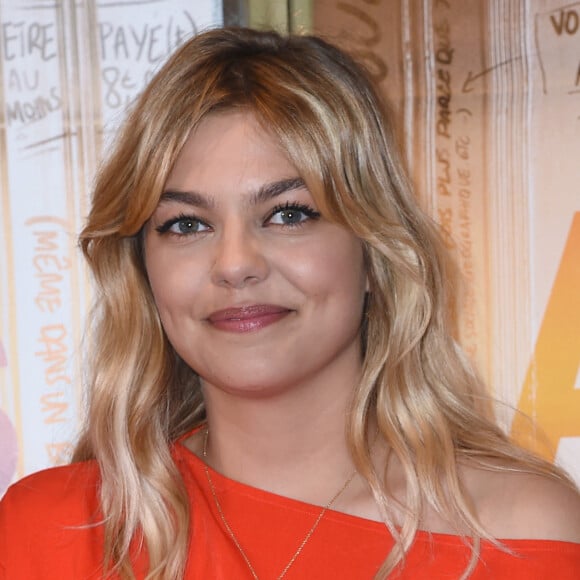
156, 214, 210, 236
268, 203, 320, 227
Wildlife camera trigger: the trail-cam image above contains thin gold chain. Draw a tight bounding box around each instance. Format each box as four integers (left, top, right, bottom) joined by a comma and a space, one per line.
203, 429, 357, 580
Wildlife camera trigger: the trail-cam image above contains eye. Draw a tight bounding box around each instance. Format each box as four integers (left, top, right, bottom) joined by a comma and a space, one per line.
267, 202, 321, 227
156, 214, 210, 236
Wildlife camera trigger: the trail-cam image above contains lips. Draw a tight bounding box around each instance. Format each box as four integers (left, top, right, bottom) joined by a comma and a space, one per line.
207, 304, 292, 333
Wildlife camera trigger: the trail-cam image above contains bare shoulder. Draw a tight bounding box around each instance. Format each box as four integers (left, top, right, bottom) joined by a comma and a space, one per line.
461, 463, 580, 543
506, 471, 580, 542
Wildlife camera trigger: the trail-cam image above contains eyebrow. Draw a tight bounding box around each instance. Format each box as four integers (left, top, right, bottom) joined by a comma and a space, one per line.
159, 177, 307, 209
252, 177, 306, 205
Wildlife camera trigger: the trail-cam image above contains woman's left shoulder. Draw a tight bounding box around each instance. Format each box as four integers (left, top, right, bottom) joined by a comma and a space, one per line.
463, 464, 580, 543
507, 470, 580, 542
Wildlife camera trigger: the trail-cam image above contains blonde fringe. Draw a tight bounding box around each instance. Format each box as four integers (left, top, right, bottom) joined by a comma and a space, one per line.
73, 27, 576, 579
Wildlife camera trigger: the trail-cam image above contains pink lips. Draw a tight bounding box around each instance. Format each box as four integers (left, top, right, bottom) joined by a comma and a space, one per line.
207, 304, 291, 333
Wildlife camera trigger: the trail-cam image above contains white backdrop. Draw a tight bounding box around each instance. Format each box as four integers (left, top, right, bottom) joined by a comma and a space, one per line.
0, 0, 223, 495
1, 0, 579, 496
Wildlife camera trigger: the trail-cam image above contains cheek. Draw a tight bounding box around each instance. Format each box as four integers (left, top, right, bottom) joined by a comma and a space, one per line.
157, 275, 199, 315
279, 236, 366, 300
145, 249, 203, 322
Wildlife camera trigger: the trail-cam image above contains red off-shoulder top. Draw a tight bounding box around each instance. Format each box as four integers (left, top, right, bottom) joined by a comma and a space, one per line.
1, 436, 579, 579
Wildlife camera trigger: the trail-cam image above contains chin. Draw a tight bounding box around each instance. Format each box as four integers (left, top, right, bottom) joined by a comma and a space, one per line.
200, 372, 304, 400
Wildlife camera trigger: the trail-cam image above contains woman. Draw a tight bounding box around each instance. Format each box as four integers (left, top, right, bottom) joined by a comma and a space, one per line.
1, 27, 579, 580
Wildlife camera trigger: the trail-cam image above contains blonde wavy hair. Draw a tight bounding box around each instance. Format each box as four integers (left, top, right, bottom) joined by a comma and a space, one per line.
74, 27, 572, 579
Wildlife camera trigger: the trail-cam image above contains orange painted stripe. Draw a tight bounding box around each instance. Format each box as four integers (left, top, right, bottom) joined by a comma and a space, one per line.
512, 212, 580, 459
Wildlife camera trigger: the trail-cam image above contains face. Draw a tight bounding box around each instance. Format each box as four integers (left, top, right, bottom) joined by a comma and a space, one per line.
144, 111, 367, 398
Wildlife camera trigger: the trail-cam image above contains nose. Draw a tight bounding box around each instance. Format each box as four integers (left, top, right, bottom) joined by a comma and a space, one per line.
210, 222, 269, 289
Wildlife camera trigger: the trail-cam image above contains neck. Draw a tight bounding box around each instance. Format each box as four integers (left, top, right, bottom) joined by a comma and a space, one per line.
196, 366, 361, 506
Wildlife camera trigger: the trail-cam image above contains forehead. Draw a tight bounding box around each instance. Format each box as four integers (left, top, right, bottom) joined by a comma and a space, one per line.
164, 111, 296, 194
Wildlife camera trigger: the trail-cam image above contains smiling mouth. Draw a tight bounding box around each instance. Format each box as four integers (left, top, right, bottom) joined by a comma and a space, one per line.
207, 305, 293, 333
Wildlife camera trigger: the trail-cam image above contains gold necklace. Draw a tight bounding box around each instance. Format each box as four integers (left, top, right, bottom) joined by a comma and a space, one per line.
203, 428, 357, 580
